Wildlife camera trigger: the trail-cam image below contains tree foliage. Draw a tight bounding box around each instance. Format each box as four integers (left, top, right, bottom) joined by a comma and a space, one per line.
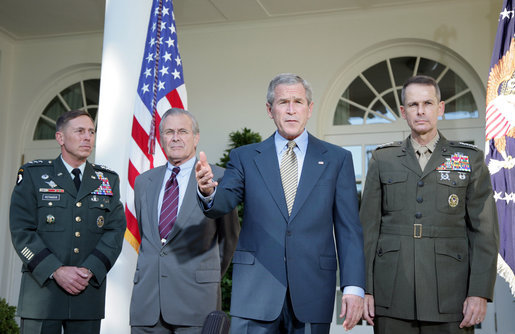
0, 298, 19, 334
217, 128, 262, 169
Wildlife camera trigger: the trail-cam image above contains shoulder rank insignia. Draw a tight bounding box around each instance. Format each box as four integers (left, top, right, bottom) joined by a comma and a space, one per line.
436, 152, 471, 172
376, 141, 402, 150
92, 163, 116, 173
26, 159, 53, 165
458, 142, 478, 149
92, 171, 113, 196
449, 141, 479, 151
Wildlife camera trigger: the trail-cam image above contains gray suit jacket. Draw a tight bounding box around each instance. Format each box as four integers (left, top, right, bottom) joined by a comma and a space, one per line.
130, 162, 239, 327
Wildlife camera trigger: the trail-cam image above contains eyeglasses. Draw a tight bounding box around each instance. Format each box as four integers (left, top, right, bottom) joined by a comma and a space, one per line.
161, 129, 191, 137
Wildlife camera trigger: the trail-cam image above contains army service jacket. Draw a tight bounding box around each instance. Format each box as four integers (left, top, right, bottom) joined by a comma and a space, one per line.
9, 156, 126, 319
360, 134, 499, 322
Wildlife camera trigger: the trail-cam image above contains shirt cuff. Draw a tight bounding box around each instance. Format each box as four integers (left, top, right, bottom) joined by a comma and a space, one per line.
197, 186, 216, 208
342, 286, 365, 298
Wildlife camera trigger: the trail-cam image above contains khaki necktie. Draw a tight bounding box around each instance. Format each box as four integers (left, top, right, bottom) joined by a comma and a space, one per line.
280, 141, 298, 216
417, 146, 430, 170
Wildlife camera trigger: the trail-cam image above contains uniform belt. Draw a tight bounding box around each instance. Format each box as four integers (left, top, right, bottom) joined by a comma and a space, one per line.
380, 224, 466, 238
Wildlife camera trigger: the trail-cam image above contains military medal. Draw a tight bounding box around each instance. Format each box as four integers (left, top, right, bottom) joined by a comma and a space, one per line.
39, 188, 64, 193
448, 194, 459, 208
436, 152, 471, 172
97, 216, 105, 228
91, 171, 114, 196
439, 171, 450, 181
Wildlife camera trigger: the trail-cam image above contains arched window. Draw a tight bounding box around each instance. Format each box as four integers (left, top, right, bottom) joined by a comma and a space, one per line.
318, 40, 486, 200
33, 79, 100, 140
333, 56, 478, 126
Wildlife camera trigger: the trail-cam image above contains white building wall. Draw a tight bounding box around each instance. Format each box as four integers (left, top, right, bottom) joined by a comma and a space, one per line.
0, 0, 509, 331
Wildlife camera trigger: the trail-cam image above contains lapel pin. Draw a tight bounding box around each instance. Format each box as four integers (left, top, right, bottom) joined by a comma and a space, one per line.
41, 174, 49, 180
57, 172, 63, 176
318, 161, 324, 165
91, 175, 96, 179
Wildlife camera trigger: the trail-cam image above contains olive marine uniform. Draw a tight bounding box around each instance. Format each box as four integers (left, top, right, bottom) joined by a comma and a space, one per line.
360, 133, 499, 323
9, 156, 126, 320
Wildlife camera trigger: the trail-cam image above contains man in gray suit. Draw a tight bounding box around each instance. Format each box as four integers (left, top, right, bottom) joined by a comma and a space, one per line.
130, 108, 239, 334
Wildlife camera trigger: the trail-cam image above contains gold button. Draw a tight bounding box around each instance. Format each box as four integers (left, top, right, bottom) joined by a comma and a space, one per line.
75, 216, 82, 222
74, 248, 79, 253
100, 204, 104, 208
75, 232, 80, 237
48, 202, 53, 206
76, 202, 82, 207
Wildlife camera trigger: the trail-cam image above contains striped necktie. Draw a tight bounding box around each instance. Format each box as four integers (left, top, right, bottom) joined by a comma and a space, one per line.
159, 167, 180, 242
280, 141, 298, 216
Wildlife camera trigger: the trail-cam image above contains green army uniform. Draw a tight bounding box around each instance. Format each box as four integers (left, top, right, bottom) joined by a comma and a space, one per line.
9, 156, 126, 324
360, 133, 499, 328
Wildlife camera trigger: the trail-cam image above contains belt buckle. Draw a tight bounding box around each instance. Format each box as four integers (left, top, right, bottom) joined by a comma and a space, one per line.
413, 224, 422, 239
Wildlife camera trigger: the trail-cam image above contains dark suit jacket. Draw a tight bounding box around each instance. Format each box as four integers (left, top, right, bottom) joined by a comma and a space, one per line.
360, 134, 499, 322
130, 162, 239, 327
201, 133, 365, 323
9, 157, 126, 319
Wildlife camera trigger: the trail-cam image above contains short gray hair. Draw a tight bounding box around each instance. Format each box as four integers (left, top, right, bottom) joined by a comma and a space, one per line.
266, 73, 313, 105
159, 108, 199, 135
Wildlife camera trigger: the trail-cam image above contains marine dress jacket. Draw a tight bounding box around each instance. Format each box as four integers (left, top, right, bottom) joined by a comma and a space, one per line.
360, 134, 499, 322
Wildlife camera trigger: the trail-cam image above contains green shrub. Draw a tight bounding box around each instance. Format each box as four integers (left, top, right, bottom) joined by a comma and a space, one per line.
0, 298, 19, 334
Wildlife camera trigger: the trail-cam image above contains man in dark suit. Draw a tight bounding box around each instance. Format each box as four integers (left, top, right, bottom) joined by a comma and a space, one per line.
360, 75, 499, 333
196, 73, 365, 333
9, 109, 126, 334
130, 108, 239, 334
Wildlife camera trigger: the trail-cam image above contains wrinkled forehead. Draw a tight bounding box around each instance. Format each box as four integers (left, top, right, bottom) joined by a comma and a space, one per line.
63, 115, 95, 130
161, 114, 193, 131
274, 83, 307, 100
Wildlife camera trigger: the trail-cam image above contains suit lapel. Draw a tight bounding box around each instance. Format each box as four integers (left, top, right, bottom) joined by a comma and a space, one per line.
52, 157, 78, 197
399, 139, 423, 177
165, 160, 198, 244
421, 135, 451, 179
77, 162, 102, 200
145, 165, 167, 245
289, 134, 326, 222
254, 136, 290, 221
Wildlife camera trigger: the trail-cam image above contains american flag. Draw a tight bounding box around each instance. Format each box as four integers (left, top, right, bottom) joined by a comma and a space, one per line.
485, 0, 515, 296
125, 0, 187, 251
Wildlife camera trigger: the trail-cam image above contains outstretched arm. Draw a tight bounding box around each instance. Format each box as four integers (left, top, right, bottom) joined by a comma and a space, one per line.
195, 151, 217, 196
